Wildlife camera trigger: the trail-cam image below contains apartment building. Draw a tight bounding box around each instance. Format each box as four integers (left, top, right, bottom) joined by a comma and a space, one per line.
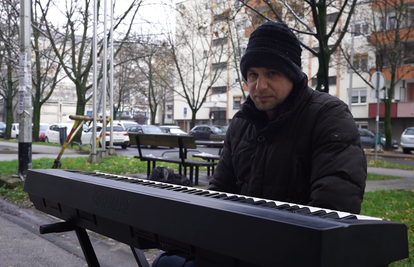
173, 0, 414, 141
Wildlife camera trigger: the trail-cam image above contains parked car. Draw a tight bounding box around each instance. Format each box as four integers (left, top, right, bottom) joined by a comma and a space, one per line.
0, 122, 5, 138
11, 123, 19, 139
126, 125, 166, 147
114, 120, 139, 130
159, 125, 189, 136
81, 124, 129, 149
189, 125, 227, 140
127, 124, 165, 135
400, 127, 414, 154
44, 123, 74, 144
358, 129, 398, 151
38, 123, 49, 142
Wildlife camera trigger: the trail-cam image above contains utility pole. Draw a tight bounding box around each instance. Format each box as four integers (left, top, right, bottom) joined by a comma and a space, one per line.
17, 0, 32, 180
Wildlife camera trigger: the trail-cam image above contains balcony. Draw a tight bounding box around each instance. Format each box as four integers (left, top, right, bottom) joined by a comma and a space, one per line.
202, 93, 227, 108
369, 27, 414, 46
369, 65, 414, 81
368, 102, 414, 117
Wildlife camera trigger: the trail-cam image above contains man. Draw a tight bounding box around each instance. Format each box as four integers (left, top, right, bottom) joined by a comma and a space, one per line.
152, 21, 366, 267
208, 21, 366, 214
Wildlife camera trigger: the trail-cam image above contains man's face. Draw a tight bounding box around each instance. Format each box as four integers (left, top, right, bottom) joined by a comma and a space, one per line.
247, 67, 294, 118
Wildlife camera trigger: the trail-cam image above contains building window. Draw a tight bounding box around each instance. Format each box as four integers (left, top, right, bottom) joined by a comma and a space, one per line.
233, 96, 244, 109
212, 62, 227, 70
352, 89, 367, 104
351, 21, 369, 37
236, 45, 246, 57
388, 14, 397, 30
311, 76, 336, 86
203, 50, 208, 58
167, 105, 173, 110
234, 70, 242, 82
311, 45, 336, 57
351, 53, 368, 71
404, 42, 414, 64
212, 86, 227, 94
235, 20, 246, 31
213, 37, 228, 46
327, 12, 339, 23
213, 10, 229, 22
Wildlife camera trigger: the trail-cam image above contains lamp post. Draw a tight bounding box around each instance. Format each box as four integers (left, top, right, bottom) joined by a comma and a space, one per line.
17, 0, 32, 181
371, 71, 385, 162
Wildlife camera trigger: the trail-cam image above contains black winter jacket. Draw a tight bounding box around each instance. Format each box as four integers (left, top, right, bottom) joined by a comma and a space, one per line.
208, 78, 367, 214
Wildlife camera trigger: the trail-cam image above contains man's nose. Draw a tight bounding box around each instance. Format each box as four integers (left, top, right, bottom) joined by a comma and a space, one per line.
255, 75, 268, 90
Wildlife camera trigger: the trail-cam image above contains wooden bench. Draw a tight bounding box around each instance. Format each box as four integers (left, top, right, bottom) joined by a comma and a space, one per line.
133, 133, 218, 185
192, 152, 221, 176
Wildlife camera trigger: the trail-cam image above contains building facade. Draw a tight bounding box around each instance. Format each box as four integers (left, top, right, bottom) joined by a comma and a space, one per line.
173, 0, 414, 142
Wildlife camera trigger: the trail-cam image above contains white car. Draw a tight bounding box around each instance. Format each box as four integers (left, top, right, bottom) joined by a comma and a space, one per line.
400, 127, 414, 154
81, 124, 129, 149
11, 123, 19, 139
159, 125, 189, 136
44, 123, 74, 144
114, 120, 139, 130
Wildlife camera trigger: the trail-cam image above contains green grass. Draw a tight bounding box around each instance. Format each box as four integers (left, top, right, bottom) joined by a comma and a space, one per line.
367, 158, 414, 170
362, 190, 414, 267
367, 173, 402, 180
0, 155, 413, 266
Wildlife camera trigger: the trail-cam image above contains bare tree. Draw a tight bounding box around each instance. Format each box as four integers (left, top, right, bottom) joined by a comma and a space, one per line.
109, 39, 146, 121
36, 0, 142, 133
132, 36, 172, 125
162, 1, 228, 128
0, 0, 20, 139
240, 0, 357, 93
31, 0, 67, 141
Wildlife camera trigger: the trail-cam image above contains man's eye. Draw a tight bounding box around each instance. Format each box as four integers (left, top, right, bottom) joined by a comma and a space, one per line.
248, 73, 257, 77
269, 71, 278, 76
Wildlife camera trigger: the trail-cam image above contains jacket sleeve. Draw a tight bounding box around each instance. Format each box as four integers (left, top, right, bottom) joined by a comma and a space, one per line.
207, 130, 239, 194
307, 100, 367, 214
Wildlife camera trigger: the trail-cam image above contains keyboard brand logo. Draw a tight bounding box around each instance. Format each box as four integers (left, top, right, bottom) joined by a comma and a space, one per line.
93, 191, 130, 215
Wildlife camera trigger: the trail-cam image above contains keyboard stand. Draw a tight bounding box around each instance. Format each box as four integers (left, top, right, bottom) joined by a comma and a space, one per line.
39, 221, 150, 267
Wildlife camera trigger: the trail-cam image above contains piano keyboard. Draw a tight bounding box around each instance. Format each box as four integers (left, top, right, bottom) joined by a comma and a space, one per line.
24, 169, 408, 267
81, 170, 380, 222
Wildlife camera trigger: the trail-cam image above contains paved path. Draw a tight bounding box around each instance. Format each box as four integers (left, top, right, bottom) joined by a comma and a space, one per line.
366, 167, 414, 192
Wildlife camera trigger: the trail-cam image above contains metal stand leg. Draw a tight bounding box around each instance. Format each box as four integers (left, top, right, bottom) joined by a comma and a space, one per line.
40, 222, 100, 267
131, 246, 150, 267
75, 227, 100, 267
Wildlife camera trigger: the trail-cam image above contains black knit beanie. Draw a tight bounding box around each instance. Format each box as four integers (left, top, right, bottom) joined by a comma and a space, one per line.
240, 21, 304, 83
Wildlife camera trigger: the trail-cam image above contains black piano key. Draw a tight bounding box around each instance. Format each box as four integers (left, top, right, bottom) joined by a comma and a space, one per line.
211, 193, 228, 199
274, 204, 293, 210
223, 195, 241, 201
320, 212, 340, 219
339, 215, 358, 220
293, 207, 311, 214
251, 200, 267, 205
310, 210, 327, 216
203, 192, 220, 197
182, 189, 198, 193
192, 191, 211, 196
229, 197, 246, 202
283, 205, 302, 212
260, 202, 277, 208
239, 198, 255, 204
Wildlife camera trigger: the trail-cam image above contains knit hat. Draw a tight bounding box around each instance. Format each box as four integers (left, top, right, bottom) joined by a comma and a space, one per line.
240, 21, 304, 83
